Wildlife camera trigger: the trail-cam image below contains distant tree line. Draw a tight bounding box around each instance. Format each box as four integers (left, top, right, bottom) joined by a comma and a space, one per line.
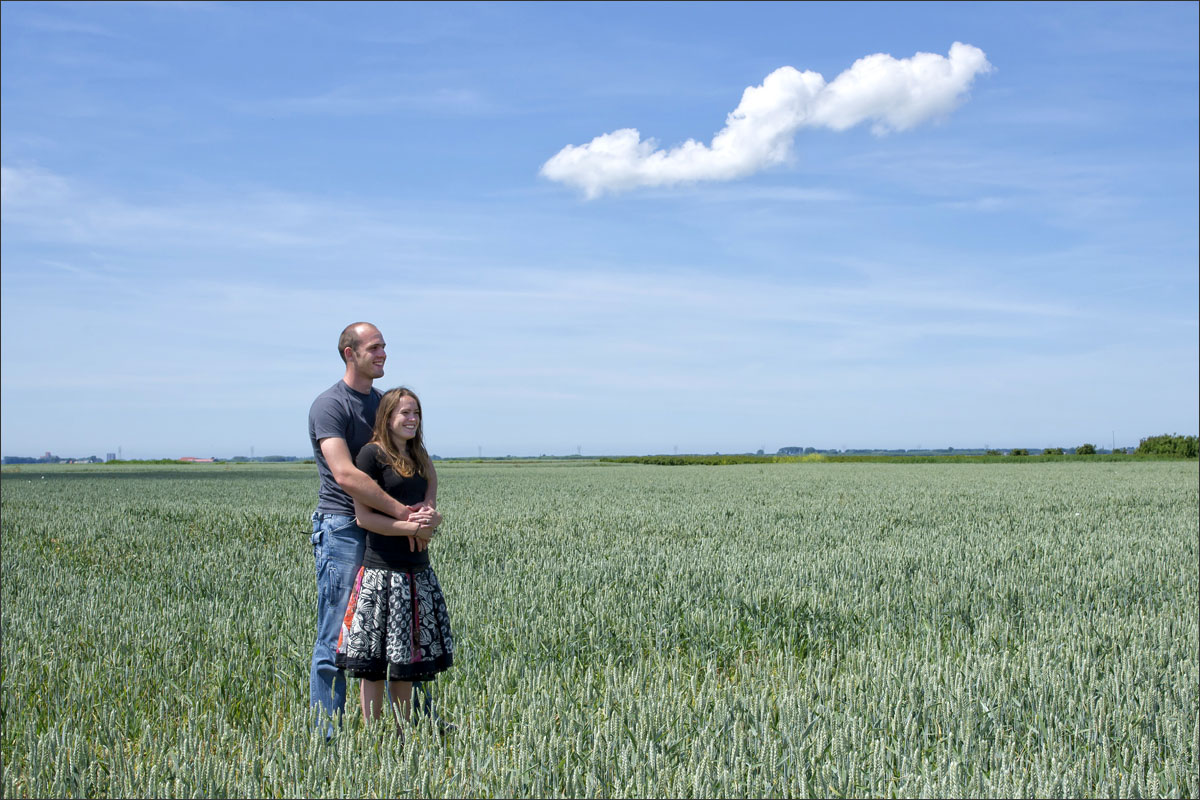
604, 435, 1198, 467
1135, 434, 1198, 458
2, 454, 102, 465
228, 455, 306, 463
603, 454, 815, 466
8, 435, 1195, 468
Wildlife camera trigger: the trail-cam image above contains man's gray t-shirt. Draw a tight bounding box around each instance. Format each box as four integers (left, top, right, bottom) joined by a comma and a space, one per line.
308, 380, 381, 516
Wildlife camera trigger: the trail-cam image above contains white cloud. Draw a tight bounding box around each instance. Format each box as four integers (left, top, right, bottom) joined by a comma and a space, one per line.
541, 43, 993, 197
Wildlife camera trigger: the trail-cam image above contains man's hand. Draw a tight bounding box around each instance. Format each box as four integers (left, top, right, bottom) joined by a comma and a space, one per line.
407, 504, 442, 528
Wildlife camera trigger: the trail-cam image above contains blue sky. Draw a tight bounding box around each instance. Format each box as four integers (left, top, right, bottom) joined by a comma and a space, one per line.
2, 1, 1197, 459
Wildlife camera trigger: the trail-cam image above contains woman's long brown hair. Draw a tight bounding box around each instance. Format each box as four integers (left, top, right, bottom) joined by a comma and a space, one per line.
369, 387, 430, 479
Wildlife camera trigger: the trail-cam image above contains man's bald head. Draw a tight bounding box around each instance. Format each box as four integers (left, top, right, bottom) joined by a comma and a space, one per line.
338, 322, 380, 363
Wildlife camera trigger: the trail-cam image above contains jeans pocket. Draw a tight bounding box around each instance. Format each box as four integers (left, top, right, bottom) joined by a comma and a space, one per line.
328, 517, 357, 535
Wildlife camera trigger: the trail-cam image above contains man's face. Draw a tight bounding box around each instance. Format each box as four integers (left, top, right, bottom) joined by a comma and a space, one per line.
347, 326, 386, 380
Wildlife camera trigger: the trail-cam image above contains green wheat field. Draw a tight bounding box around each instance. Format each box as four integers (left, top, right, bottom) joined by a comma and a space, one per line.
2, 460, 1197, 798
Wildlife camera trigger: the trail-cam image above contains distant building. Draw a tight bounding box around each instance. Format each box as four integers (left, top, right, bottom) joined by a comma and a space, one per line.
178, 457, 216, 463
106, 453, 116, 462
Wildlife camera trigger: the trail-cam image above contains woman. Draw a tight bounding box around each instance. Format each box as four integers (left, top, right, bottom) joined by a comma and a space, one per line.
336, 387, 454, 730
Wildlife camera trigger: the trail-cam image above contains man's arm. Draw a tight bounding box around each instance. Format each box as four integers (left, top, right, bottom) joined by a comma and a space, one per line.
319, 437, 411, 521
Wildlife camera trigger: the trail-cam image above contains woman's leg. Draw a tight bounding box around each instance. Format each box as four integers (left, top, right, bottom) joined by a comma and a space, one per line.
360, 679, 388, 721
388, 680, 414, 725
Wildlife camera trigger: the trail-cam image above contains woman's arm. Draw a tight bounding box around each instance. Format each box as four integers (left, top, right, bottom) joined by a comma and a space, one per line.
422, 458, 438, 508
353, 498, 434, 551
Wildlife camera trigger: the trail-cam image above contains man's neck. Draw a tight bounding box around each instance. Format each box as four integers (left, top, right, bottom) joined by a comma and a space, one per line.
342, 368, 373, 395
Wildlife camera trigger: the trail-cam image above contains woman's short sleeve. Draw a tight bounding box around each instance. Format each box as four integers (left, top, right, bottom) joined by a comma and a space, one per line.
355, 442, 383, 481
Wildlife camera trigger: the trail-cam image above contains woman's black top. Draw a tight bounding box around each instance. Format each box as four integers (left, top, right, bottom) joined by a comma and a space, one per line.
354, 442, 430, 570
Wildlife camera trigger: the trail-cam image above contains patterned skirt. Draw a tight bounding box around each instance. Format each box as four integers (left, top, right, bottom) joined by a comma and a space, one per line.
335, 565, 454, 683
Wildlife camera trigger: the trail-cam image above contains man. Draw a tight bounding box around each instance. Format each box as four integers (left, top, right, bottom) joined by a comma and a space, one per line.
307, 321, 432, 729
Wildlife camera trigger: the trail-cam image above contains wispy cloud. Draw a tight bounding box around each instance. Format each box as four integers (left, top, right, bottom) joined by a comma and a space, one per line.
0, 164, 463, 256
251, 84, 497, 116
541, 43, 993, 197
0, 164, 72, 206
18, 13, 118, 38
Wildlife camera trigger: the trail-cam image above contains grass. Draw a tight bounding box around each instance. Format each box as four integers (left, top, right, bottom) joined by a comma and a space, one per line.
2, 460, 1196, 797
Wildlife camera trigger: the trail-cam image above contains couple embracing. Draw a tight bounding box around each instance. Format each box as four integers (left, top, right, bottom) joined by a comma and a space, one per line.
306, 321, 454, 735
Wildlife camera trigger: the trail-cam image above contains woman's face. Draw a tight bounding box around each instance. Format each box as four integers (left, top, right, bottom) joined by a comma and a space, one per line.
389, 396, 421, 442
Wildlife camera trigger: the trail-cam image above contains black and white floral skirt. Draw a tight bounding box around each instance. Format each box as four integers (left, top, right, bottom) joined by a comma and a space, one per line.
336, 565, 454, 683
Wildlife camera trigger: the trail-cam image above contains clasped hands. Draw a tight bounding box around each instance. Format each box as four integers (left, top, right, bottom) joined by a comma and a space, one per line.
405, 504, 442, 552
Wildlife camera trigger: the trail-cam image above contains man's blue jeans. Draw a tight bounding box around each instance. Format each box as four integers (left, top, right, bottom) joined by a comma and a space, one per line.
310, 512, 435, 728
310, 512, 365, 721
